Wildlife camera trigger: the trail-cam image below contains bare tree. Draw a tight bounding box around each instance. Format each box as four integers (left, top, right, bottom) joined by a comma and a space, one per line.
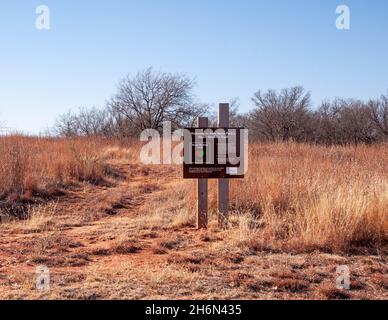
76, 107, 109, 136
108, 68, 206, 133
54, 110, 79, 137
337, 99, 377, 144
250, 87, 313, 142
314, 100, 342, 145
53, 70, 387, 145
315, 99, 378, 145
55, 107, 112, 137
369, 93, 388, 138
105, 104, 140, 138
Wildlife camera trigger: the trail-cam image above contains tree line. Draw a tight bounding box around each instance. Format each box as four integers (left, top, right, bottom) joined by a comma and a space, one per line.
55, 68, 388, 145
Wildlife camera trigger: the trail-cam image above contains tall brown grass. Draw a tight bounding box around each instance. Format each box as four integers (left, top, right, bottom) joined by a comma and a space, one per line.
225, 143, 388, 253
1, 135, 387, 253
0, 135, 140, 203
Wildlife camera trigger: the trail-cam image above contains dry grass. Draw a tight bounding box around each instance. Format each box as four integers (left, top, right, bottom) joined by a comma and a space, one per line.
224, 143, 388, 253
2, 137, 385, 251
0, 135, 141, 218
0, 138, 387, 300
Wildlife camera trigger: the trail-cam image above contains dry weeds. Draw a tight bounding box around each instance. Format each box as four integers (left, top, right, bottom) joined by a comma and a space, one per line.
0, 138, 387, 300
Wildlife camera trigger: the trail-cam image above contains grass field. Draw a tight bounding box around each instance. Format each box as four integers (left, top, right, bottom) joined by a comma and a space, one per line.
0, 136, 387, 299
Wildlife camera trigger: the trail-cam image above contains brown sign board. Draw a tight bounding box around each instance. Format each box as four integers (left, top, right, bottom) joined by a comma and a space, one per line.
183, 128, 248, 179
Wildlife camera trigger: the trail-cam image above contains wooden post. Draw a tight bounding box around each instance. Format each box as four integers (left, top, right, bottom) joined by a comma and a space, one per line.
218, 103, 229, 229
197, 117, 208, 229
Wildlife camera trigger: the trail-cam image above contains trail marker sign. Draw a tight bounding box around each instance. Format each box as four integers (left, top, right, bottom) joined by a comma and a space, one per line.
184, 104, 248, 229
183, 128, 247, 179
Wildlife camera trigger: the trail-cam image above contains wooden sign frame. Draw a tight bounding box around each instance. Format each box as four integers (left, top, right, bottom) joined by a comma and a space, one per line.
183, 104, 248, 229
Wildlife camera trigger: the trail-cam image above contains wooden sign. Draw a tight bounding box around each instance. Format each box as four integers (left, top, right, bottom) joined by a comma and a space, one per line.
183, 127, 247, 179
186, 104, 248, 230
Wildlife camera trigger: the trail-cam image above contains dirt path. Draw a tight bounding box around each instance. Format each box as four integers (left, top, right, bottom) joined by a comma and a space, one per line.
0, 161, 191, 297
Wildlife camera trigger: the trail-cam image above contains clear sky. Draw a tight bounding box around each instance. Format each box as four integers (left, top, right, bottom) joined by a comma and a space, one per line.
0, 0, 387, 134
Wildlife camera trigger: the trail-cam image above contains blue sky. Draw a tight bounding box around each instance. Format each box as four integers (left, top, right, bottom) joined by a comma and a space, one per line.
0, 0, 387, 134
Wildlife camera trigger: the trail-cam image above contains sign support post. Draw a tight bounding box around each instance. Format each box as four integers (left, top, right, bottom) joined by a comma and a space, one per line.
197, 117, 209, 229
218, 103, 230, 229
